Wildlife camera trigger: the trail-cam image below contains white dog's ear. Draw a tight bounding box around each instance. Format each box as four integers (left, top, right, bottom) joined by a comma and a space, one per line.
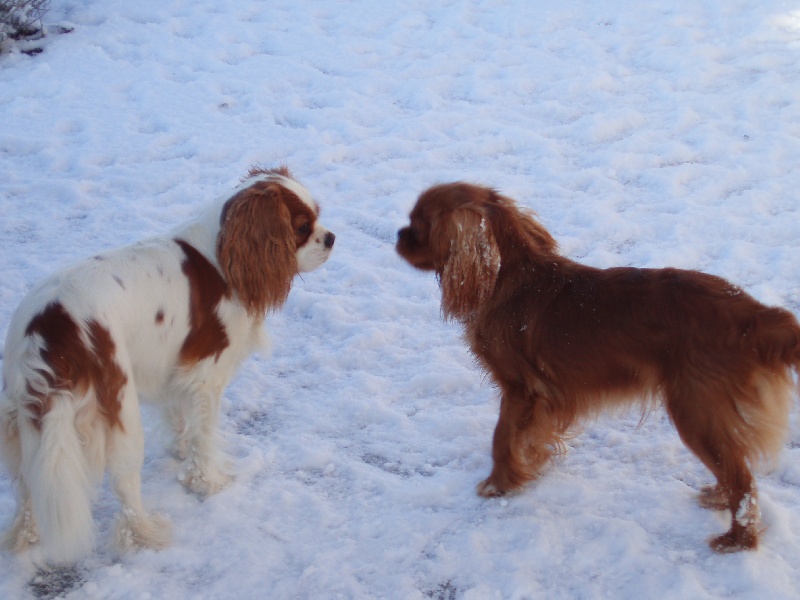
217, 182, 297, 316
433, 207, 501, 321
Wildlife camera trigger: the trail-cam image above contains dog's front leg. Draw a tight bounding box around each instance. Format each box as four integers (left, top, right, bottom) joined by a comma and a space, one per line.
170, 382, 232, 497
477, 390, 553, 498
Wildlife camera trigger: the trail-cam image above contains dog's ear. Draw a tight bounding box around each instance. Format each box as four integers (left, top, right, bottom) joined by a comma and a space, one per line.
217, 182, 297, 316
433, 207, 501, 321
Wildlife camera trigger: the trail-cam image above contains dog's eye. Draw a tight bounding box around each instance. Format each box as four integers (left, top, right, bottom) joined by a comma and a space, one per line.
298, 223, 311, 235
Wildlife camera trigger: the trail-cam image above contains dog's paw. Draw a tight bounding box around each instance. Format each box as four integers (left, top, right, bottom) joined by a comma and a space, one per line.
2, 509, 40, 553
477, 478, 510, 498
114, 509, 171, 554
178, 461, 232, 497
171, 439, 189, 461
708, 528, 759, 553
697, 484, 728, 510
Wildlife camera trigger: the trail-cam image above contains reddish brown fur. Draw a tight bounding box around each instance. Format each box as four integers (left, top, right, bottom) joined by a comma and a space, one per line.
397, 182, 800, 553
217, 180, 316, 316
175, 239, 231, 365
24, 302, 127, 431
246, 165, 292, 180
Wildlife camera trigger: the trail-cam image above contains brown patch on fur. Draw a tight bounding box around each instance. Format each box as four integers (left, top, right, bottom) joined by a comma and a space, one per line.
174, 239, 231, 365
397, 182, 800, 553
155, 309, 165, 325
24, 302, 127, 431
217, 180, 313, 316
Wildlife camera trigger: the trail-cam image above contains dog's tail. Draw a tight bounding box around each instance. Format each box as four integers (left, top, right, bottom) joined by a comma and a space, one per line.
778, 310, 800, 383
768, 308, 800, 405
3, 336, 98, 564
722, 305, 800, 469
28, 392, 97, 563
750, 305, 800, 373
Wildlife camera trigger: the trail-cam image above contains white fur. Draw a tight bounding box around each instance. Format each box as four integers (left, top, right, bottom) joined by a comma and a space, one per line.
0, 172, 332, 564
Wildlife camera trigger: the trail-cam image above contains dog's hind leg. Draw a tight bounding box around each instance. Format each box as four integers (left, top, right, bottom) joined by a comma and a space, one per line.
709, 470, 761, 553
2, 481, 40, 553
0, 403, 40, 553
665, 380, 762, 552
107, 385, 170, 554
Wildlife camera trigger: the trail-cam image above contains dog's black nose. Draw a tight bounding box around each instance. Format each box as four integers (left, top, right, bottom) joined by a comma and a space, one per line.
324, 231, 336, 249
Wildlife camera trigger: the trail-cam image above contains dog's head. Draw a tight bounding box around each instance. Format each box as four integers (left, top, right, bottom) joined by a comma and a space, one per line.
397, 182, 556, 320
396, 183, 501, 321
217, 166, 335, 316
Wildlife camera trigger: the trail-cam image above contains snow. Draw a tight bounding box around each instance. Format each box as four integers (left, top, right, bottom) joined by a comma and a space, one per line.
736, 493, 760, 529
2, 0, 800, 597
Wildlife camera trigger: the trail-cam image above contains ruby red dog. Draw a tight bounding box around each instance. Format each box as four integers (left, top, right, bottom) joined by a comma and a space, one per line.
397, 182, 800, 552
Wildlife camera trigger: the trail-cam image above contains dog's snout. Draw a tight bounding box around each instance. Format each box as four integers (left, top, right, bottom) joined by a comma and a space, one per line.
324, 231, 336, 249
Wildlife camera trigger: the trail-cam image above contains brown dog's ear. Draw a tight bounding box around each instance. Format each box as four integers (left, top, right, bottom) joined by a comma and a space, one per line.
433, 207, 501, 321
217, 182, 297, 316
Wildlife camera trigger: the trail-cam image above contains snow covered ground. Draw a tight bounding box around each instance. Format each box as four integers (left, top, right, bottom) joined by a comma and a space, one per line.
2, 0, 800, 597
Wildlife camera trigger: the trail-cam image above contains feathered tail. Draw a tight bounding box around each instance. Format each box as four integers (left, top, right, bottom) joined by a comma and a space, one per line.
1, 336, 98, 564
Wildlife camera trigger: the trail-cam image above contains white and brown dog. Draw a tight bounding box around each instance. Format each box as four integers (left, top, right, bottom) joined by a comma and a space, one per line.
0, 166, 334, 563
